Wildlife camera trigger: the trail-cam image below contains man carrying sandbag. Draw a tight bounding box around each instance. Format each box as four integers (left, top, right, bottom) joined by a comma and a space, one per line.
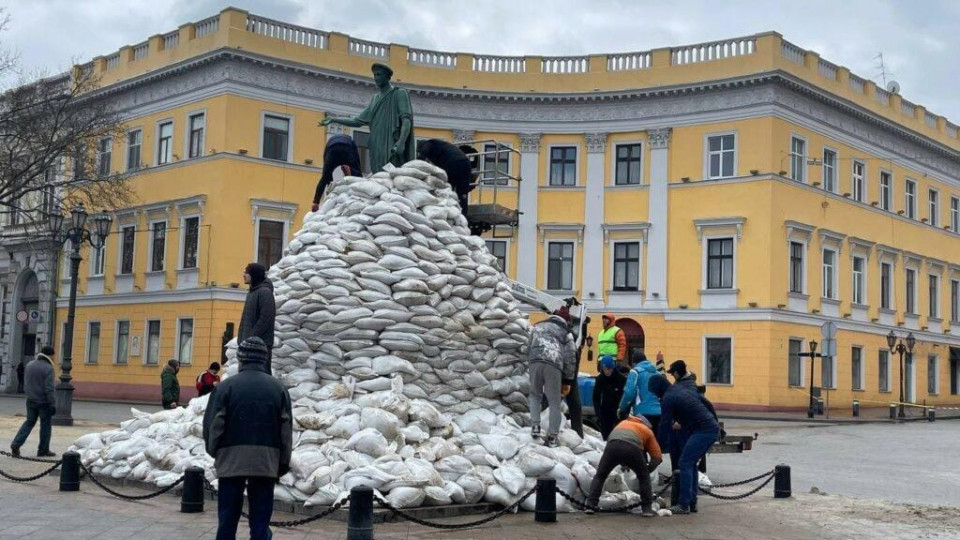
583, 414, 662, 516
527, 306, 576, 447
204, 337, 293, 540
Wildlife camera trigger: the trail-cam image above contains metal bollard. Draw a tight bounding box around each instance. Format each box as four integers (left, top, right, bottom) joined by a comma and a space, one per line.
181, 466, 204, 513
534, 478, 557, 523
347, 486, 374, 540
928, 408, 936, 422
670, 470, 680, 506
889, 404, 897, 419
59, 451, 80, 492
774, 464, 792, 499
852, 400, 860, 417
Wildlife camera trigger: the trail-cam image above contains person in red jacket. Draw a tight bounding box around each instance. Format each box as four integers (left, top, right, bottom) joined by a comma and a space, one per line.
196, 362, 221, 397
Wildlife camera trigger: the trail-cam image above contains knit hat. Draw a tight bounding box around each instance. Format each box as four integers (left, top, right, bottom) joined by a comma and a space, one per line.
237, 337, 269, 364
667, 360, 687, 376
602, 312, 615, 323
245, 263, 266, 287
648, 374, 671, 399
555, 305, 571, 322
599, 355, 616, 370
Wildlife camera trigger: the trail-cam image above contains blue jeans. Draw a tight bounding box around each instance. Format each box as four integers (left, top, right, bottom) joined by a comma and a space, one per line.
678, 427, 719, 507
12, 401, 54, 453
217, 476, 275, 540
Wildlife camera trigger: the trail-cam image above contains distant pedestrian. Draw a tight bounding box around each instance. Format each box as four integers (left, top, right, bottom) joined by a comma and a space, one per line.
204, 337, 293, 540
239, 262, 276, 375
16, 361, 25, 393
196, 362, 222, 397
10, 346, 57, 457
583, 414, 663, 517
161, 359, 181, 409
619, 350, 662, 435
592, 355, 626, 439
527, 306, 576, 447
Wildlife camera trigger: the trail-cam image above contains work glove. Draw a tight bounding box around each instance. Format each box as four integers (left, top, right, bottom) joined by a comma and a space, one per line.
561, 385, 571, 397
311, 203, 319, 212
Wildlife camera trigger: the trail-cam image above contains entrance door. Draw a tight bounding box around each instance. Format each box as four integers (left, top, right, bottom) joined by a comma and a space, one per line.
905, 353, 916, 403
615, 318, 646, 364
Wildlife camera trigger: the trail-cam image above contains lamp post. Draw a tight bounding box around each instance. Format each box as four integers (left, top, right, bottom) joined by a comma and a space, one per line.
886, 330, 916, 419
805, 340, 820, 419
48, 204, 112, 426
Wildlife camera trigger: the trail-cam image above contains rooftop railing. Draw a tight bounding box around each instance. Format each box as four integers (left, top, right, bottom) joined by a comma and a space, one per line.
818, 59, 838, 81
133, 42, 149, 61
541, 56, 588, 74
781, 40, 805, 64
246, 14, 326, 48
849, 73, 865, 94
607, 52, 651, 71
194, 15, 219, 38
162, 31, 180, 50
407, 48, 457, 69
349, 38, 388, 58
671, 37, 756, 65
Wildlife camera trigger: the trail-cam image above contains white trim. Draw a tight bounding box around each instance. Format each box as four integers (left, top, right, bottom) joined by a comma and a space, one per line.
878, 349, 892, 392
147, 218, 167, 273
788, 336, 806, 387
928, 272, 941, 320
904, 178, 918, 220
125, 127, 143, 171
702, 334, 734, 386
821, 146, 838, 193
116, 224, 136, 276
88, 243, 105, 278
703, 131, 738, 180
114, 319, 130, 365
184, 108, 207, 159
789, 133, 807, 183
905, 264, 920, 316
544, 239, 577, 292
610, 139, 644, 186
85, 320, 101, 365
951, 195, 960, 233
176, 317, 194, 366
879, 169, 893, 211
154, 118, 174, 166
701, 234, 737, 291
852, 254, 867, 307
851, 159, 867, 202
694, 217, 745, 242
259, 110, 294, 162
545, 143, 580, 187
821, 247, 838, 300
537, 223, 585, 244
57, 287, 247, 308
787, 238, 808, 296
483, 238, 512, 276
178, 213, 201, 271
143, 319, 162, 366
927, 187, 940, 227
609, 238, 644, 293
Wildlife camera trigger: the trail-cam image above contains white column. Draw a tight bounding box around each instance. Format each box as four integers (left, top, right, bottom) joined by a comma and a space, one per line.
583, 133, 607, 309
645, 128, 671, 309
516, 133, 542, 286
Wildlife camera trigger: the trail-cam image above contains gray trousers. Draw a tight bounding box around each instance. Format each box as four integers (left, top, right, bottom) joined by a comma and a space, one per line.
529, 362, 562, 436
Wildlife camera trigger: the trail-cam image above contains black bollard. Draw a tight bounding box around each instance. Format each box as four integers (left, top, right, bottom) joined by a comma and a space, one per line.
534, 478, 557, 523
928, 408, 936, 422
181, 466, 205, 513
889, 404, 897, 419
670, 470, 680, 506
59, 451, 80, 492
774, 464, 792, 499
347, 486, 374, 540
852, 400, 860, 417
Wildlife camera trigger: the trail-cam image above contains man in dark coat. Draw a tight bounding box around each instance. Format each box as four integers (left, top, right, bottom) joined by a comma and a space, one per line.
417, 139, 476, 213
10, 346, 56, 457
161, 359, 181, 409
312, 134, 363, 211
239, 263, 276, 375
204, 337, 293, 540
592, 355, 626, 440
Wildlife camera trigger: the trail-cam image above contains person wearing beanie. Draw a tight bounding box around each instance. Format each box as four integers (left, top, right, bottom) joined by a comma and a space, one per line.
203, 337, 293, 540
161, 359, 181, 410
584, 414, 662, 517
527, 310, 576, 447
648, 374, 720, 515
618, 350, 662, 435
592, 355, 626, 439
597, 313, 627, 369
239, 262, 276, 375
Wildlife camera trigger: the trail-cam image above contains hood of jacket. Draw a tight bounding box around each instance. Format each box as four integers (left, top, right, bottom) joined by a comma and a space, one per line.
543, 314, 569, 329
162, 364, 177, 375
36, 353, 53, 366
648, 373, 671, 399
635, 360, 657, 374
250, 280, 274, 294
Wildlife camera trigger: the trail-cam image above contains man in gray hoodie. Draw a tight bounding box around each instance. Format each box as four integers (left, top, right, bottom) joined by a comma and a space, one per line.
10, 346, 57, 457
239, 263, 276, 375
527, 306, 576, 447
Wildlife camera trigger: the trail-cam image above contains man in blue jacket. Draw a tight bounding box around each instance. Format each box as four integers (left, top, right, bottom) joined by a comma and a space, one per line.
649, 374, 719, 515
618, 351, 662, 435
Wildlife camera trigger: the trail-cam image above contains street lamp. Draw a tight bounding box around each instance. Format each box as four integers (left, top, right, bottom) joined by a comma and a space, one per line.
806, 340, 820, 419
886, 330, 916, 419
47, 204, 112, 426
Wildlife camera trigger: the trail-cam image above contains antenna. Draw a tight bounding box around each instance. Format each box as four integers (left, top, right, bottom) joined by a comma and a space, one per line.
874, 53, 890, 87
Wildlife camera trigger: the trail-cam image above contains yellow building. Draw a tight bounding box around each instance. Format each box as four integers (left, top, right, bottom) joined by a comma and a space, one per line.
3, 8, 959, 411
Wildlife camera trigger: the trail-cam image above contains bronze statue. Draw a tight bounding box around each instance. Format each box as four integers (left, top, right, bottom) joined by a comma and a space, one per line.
320, 63, 415, 172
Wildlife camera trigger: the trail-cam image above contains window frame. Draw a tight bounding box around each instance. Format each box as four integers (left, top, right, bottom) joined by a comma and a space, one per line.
821, 248, 837, 300
155, 119, 174, 166
179, 215, 200, 271
789, 241, 805, 294
789, 135, 807, 183
545, 240, 576, 291
906, 267, 917, 315
879, 170, 893, 211
905, 178, 917, 219
928, 354, 939, 396
951, 196, 959, 233
144, 319, 162, 366
97, 136, 113, 177
612, 241, 641, 292
613, 142, 643, 185
547, 145, 578, 187
929, 273, 940, 319
260, 111, 294, 162
85, 321, 101, 364
852, 255, 866, 305
851, 160, 866, 202
186, 111, 206, 159
118, 224, 136, 276
114, 320, 130, 365
879, 349, 891, 392
703, 335, 734, 386
928, 188, 939, 226
255, 218, 287, 269
822, 147, 837, 192
176, 317, 194, 366
821, 352, 836, 389
485, 239, 509, 275
704, 132, 737, 180
788, 338, 803, 387
705, 237, 735, 290
851, 346, 864, 391
951, 278, 959, 323
881, 261, 893, 310
126, 128, 142, 171
89, 243, 105, 277
148, 219, 167, 273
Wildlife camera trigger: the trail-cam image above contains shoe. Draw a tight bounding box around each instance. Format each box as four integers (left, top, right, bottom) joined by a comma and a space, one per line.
543, 435, 559, 448
640, 505, 656, 517
583, 508, 595, 515
531, 425, 542, 440
37, 451, 55, 458
668, 504, 690, 515
690, 502, 698, 513
10, 445, 20, 457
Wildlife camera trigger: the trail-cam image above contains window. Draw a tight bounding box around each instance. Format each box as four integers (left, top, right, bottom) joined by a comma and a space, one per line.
706, 134, 736, 179
789, 241, 804, 294
90, 244, 105, 277
150, 221, 166, 272
788, 338, 802, 387
852, 161, 865, 202
614, 143, 642, 185
822, 249, 836, 299
881, 262, 892, 309
177, 318, 194, 365
951, 196, 959, 233
262, 115, 290, 161
822, 149, 836, 192
157, 121, 173, 165
705, 337, 732, 385
926, 189, 940, 227
120, 225, 135, 275
126, 129, 142, 171
822, 354, 834, 389
547, 242, 574, 290
613, 242, 640, 291
790, 136, 806, 182
929, 274, 939, 318
879, 350, 890, 391
145, 320, 161, 366
852, 346, 863, 391
952, 279, 959, 322
188, 113, 205, 159
852, 256, 865, 305
115, 321, 130, 365
73, 142, 87, 180
906, 268, 916, 314
485, 240, 507, 273
181, 216, 199, 269
482, 143, 510, 185
257, 220, 285, 269
706, 238, 734, 289
880, 171, 892, 211
928, 354, 939, 395
97, 137, 112, 177
549, 146, 577, 186
86, 322, 100, 364
905, 179, 917, 219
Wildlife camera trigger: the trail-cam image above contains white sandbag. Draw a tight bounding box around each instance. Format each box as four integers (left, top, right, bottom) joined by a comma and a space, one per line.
345, 428, 390, 457
493, 465, 526, 495
386, 486, 426, 509
478, 434, 520, 461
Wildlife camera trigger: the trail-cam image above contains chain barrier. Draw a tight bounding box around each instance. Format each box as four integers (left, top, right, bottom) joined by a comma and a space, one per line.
0, 450, 61, 464
0, 460, 61, 483
373, 486, 537, 530
698, 470, 776, 501
78, 461, 185, 501
707, 469, 775, 489
204, 477, 346, 528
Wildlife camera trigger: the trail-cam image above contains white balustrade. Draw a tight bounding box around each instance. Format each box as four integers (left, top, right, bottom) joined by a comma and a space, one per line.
349, 38, 389, 58
818, 59, 837, 81
781, 40, 805, 64
607, 52, 651, 71
901, 99, 916, 117
163, 31, 180, 50
105, 53, 120, 70
133, 42, 149, 61
194, 16, 219, 38
245, 15, 325, 48
472, 55, 526, 73
407, 48, 457, 69
925, 112, 938, 129
672, 37, 756, 65
849, 74, 865, 94
875, 87, 891, 106
541, 56, 588, 74
947, 122, 959, 138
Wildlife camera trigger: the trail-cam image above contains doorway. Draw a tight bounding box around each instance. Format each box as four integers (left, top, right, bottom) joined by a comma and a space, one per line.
615, 317, 646, 363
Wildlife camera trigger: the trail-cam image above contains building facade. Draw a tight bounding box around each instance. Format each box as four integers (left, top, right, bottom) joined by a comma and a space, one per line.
3, 7, 960, 410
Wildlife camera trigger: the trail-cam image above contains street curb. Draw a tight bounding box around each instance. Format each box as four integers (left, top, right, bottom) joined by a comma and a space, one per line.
721, 414, 960, 425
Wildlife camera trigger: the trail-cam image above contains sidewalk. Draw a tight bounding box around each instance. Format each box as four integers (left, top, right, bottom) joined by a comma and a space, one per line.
719, 406, 960, 424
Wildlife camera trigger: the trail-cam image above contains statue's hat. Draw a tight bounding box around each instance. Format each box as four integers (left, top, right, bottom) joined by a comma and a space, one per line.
371, 63, 394, 77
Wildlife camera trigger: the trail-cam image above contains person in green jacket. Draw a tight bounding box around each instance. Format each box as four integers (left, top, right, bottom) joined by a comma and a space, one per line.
161, 359, 181, 409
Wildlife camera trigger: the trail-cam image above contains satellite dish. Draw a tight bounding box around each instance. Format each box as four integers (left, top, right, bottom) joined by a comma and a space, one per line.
886, 80, 901, 94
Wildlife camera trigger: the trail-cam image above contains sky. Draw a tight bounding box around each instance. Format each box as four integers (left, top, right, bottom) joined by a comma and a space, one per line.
1, 0, 959, 122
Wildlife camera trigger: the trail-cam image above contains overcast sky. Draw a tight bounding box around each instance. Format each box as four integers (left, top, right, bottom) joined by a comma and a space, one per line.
2, 0, 959, 122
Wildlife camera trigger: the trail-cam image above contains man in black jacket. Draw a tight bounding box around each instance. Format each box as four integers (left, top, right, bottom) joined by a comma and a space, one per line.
203, 337, 293, 540
312, 134, 363, 211
239, 263, 276, 375
592, 355, 626, 439
10, 346, 57, 457
416, 139, 476, 213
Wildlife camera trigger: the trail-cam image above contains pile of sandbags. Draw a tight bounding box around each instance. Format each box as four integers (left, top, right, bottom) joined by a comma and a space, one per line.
71, 160, 656, 511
